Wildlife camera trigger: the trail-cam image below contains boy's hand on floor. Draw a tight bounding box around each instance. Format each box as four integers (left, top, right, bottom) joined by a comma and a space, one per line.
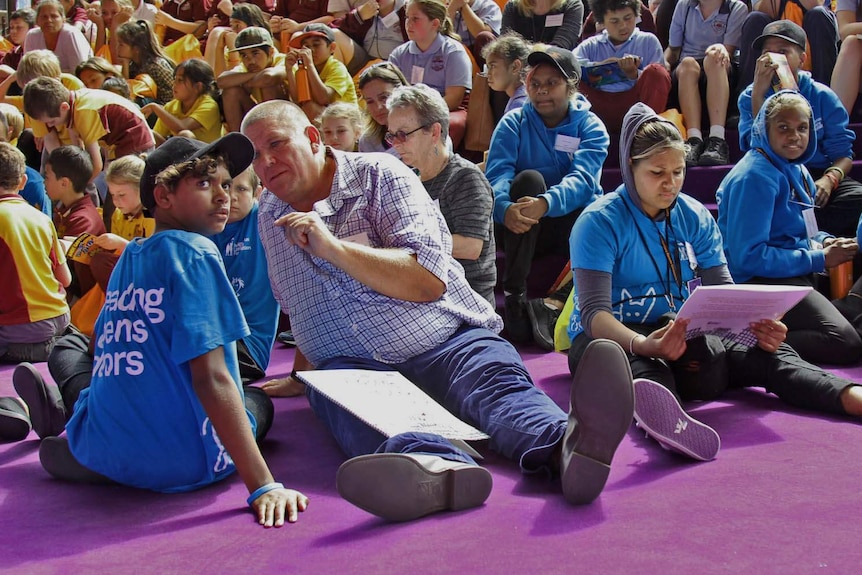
260, 376, 306, 397
253, 488, 309, 527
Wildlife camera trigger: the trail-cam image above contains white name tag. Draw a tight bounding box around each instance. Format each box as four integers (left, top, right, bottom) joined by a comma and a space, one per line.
545, 13, 564, 27
802, 207, 819, 240
411, 65, 425, 84
554, 134, 580, 153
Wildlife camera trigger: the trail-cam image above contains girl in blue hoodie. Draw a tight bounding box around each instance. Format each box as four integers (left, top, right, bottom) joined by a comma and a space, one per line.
716, 91, 862, 366
563, 103, 862, 466
485, 45, 609, 346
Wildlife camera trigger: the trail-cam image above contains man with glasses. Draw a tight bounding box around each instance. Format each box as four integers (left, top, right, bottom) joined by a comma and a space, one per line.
242, 99, 636, 522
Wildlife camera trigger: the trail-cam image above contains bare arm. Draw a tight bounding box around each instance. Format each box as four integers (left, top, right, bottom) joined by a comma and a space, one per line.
452, 234, 483, 260
141, 103, 204, 135
190, 346, 308, 526
836, 10, 862, 41
443, 86, 467, 112
54, 260, 72, 288
276, 211, 446, 302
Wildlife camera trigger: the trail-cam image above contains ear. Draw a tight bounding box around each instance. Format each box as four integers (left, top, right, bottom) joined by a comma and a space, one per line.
153, 183, 173, 209
16, 172, 27, 192
59, 101, 70, 116
305, 124, 323, 150
432, 121, 442, 140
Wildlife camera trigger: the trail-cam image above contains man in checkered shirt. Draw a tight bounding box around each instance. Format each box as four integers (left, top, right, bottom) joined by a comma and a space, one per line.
242, 100, 635, 522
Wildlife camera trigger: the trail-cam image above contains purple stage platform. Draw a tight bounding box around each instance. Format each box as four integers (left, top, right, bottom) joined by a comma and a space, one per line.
2, 342, 861, 574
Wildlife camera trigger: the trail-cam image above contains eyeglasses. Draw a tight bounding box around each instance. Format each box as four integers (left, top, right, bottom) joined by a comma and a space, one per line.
385, 124, 429, 145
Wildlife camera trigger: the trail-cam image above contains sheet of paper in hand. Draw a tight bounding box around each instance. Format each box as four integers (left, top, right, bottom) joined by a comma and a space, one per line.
676, 284, 812, 347
296, 370, 490, 441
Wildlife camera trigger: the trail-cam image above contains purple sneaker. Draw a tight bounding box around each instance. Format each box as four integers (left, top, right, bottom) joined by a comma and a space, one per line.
632, 378, 720, 461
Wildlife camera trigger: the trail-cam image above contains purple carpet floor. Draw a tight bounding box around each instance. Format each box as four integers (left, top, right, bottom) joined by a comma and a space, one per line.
2, 342, 861, 574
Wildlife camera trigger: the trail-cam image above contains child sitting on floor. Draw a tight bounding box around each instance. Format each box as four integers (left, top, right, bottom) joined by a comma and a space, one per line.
0, 142, 71, 372
0, 134, 309, 527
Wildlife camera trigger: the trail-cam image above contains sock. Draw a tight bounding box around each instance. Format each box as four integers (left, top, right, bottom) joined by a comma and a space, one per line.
687, 128, 703, 141
709, 125, 725, 140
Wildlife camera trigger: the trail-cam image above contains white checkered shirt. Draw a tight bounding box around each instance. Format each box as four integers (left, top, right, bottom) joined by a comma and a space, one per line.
258, 150, 502, 366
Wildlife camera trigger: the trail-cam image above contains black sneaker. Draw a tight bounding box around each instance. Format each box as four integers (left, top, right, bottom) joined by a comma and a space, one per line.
504, 293, 531, 344
698, 136, 729, 166
525, 298, 561, 351
684, 137, 705, 167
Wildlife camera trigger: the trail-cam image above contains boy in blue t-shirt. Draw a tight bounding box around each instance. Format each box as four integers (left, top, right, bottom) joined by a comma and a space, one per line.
0, 134, 308, 528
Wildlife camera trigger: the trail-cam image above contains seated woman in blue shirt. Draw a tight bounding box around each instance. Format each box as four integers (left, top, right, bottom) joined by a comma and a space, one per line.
563, 103, 862, 466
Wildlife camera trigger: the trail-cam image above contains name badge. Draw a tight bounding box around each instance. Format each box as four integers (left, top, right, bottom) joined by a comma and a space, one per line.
381, 10, 400, 28
802, 207, 819, 240
554, 134, 580, 153
687, 277, 702, 293
545, 13, 564, 27
343, 231, 371, 246
411, 65, 425, 84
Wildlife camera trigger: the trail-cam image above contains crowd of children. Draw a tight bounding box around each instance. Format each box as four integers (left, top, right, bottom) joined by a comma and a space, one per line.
2, 0, 862, 528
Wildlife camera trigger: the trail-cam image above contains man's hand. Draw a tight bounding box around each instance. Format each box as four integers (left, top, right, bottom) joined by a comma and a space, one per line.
503, 196, 547, 234
251, 487, 309, 528
275, 211, 341, 261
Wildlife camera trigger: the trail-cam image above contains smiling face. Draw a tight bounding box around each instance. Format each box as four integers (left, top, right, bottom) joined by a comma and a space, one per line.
602, 8, 637, 45
361, 79, 396, 127
159, 161, 232, 235
767, 105, 810, 162
632, 147, 686, 219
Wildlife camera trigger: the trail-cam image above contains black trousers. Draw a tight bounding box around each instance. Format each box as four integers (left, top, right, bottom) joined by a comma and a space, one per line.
568, 329, 850, 416
502, 170, 580, 294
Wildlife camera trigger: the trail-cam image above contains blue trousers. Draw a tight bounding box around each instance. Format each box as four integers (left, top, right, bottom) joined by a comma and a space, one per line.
308, 326, 568, 471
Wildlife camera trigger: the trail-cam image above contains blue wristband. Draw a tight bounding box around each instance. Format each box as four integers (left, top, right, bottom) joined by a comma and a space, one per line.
246, 482, 284, 506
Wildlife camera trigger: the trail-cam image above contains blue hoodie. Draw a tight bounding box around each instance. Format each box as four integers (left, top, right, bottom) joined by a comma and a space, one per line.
485, 94, 609, 224
738, 72, 855, 170
717, 90, 830, 283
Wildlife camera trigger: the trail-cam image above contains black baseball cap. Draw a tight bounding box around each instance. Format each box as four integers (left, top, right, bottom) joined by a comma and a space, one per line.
527, 46, 581, 83
140, 133, 255, 211
753, 20, 807, 52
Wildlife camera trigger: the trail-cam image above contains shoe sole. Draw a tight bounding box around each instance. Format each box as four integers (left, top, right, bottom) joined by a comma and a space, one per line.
336, 454, 492, 522
0, 406, 31, 442
698, 157, 728, 167
632, 378, 720, 461
525, 299, 556, 352
561, 339, 634, 504
13, 363, 65, 439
